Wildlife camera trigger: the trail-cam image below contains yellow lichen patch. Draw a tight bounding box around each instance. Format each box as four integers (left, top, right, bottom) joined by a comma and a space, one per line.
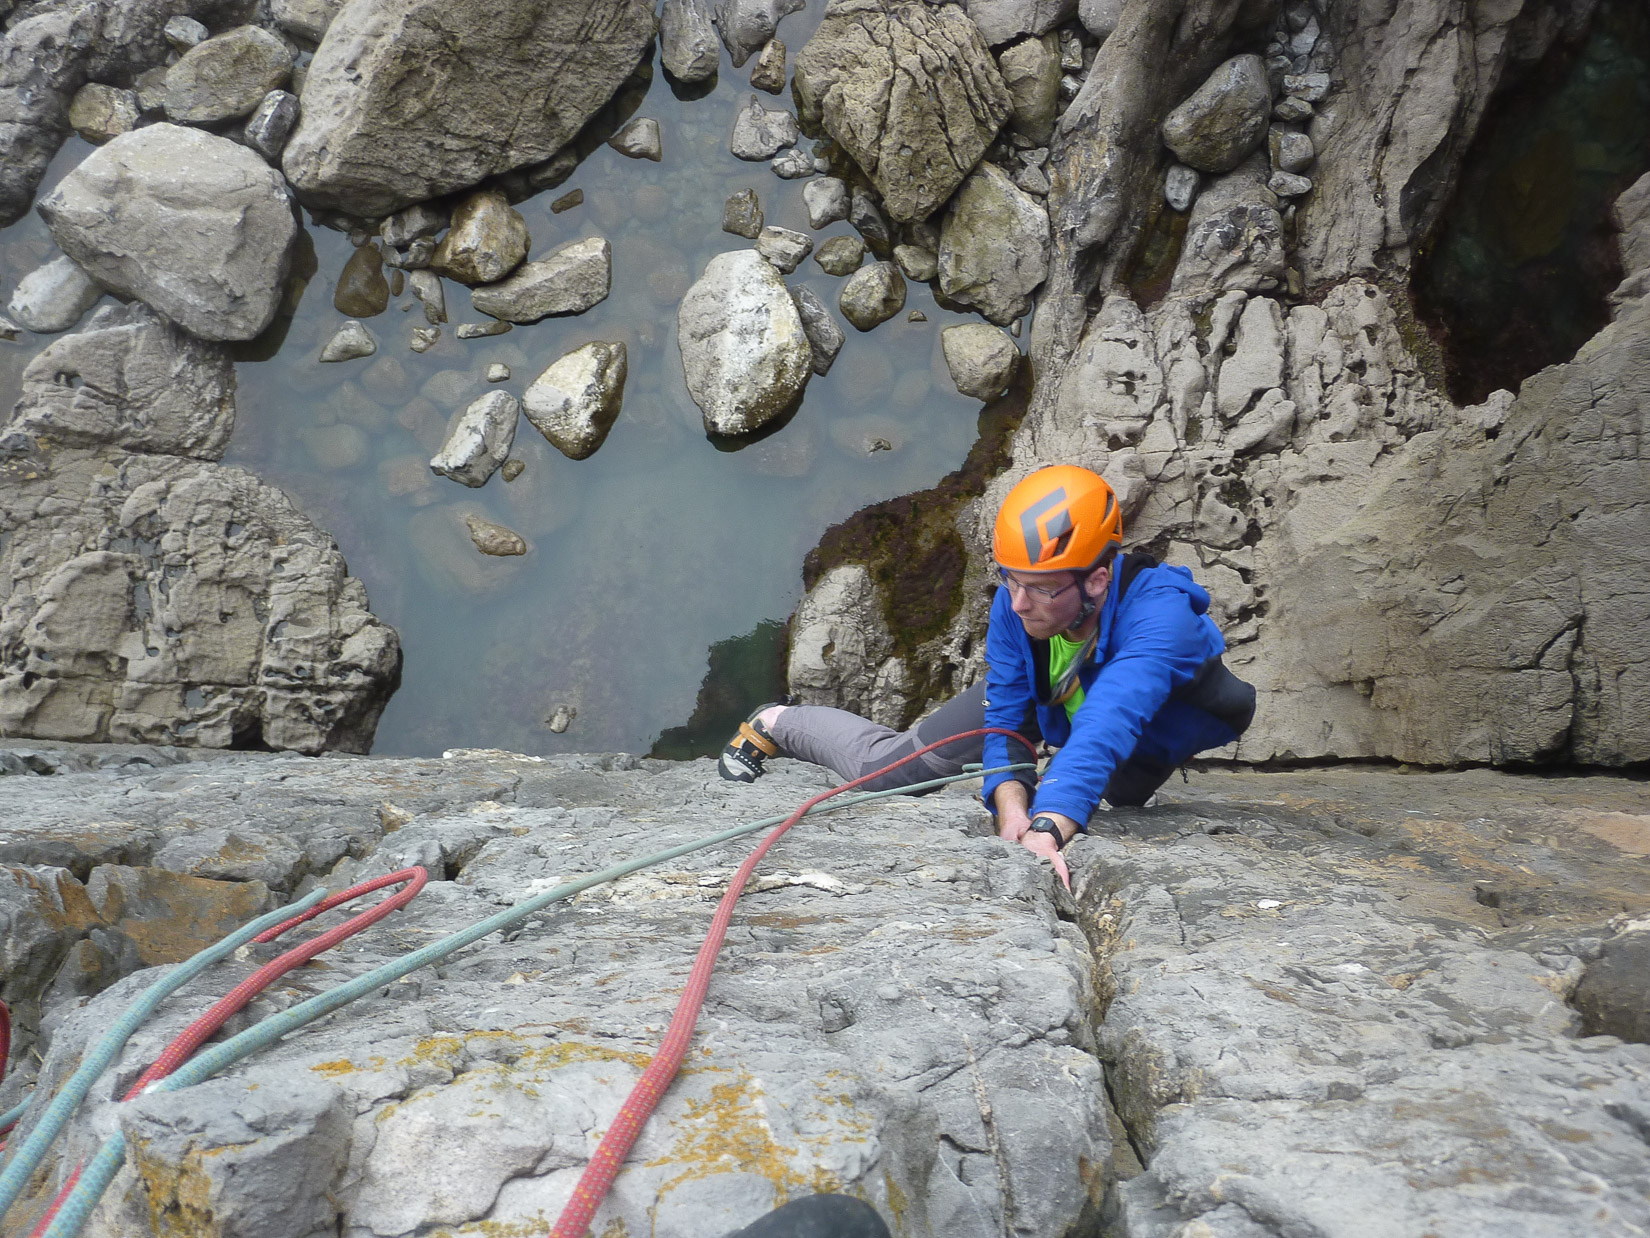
514, 1040, 654, 1073
882, 1172, 909, 1233
310, 1057, 369, 1078
646, 1074, 838, 1207
397, 1034, 467, 1073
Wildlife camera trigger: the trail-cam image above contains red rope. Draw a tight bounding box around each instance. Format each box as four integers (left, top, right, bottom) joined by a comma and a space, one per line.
27, 868, 429, 1238
548, 728, 1038, 1238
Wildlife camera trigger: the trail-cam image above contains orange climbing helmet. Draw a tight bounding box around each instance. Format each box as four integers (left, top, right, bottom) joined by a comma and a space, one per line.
992, 465, 1122, 574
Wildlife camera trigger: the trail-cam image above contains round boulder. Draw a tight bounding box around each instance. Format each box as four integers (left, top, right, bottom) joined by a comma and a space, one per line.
839, 261, 906, 331
38, 124, 297, 342
941, 322, 1019, 399
1162, 54, 1272, 174
678, 249, 812, 436
163, 25, 293, 124
523, 341, 628, 459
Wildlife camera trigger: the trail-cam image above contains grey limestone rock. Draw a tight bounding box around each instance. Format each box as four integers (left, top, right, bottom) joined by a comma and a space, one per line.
838, 260, 905, 331
408, 270, 447, 324
813, 234, 865, 277
522, 340, 628, 460
661, 0, 720, 82
770, 147, 815, 178
892, 243, 937, 282
38, 124, 297, 343
794, 0, 1013, 223
997, 32, 1061, 146
722, 187, 764, 238
244, 89, 300, 160
713, 0, 803, 67
1573, 927, 1650, 1043
4, 303, 234, 459
803, 176, 850, 229
1283, 69, 1329, 101
608, 116, 662, 161
162, 15, 209, 48
320, 320, 377, 361
163, 25, 293, 125
729, 94, 798, 160
6, 255, 103, 334
937, 162, 1051, 326
964, 0, 1075, 46
280, 0, 657, 216
1268, 169, 1312, 197
1170, 155, 1284, 298
678, 249, 811, 436
790, 285, 845, 375
271, 0, 346, 42
750, 37, 787, 92
67, 83, 139, 144
430, 390, 519, 486
431, 189, 530, 286
469, 236, 612, 323
942, 322, 1019, 399
1162, 54, 1272, 173
1078, 0, 1121, 40
1268, 126, 1314, 173
755, 226, 813, 274
0, 6, 100, 228
1164, 162, 1199, 211
381, 202, 448, 249
849, 187, 892, 252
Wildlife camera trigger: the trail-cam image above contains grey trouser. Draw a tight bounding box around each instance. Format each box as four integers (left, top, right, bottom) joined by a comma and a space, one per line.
768, 658, 1255, 808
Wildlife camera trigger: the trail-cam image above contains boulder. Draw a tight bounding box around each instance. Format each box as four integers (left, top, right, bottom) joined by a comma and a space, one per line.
997, 32, 1061, 145
281, 0, 657, 215
0, 6, 100, 228
678, 249, 812, 436
750, 37, 787, 92
964, 0, 1075, 46
755, 226, 813, 274
729, 94, 798, 160
1269, 126, 1314, 173
38, 124, 297, 343
1078, 0, 1120, 40
1162, 54, 1271, 174
893, 243, 937, 281
431, 190, 530, 286
465, 515, 528, 556
6, 254, 103, 334
469, 236, 611, 323
522, 341, 628, 460
67, 83, 139, 144
1170, 155, 1285, 298
1164, 162, 1199, 211
320, 320, 377, 361
723, 188, 764, 238
164, 16, 210, 49
163, 25, 293, 124
794, 0, 1012, 223
770, 147, 816, 178
272, 0, 348, 43
334, 242, 390, 317
245, 89, 301, 160
838, 260, 905, 330
1573, 928, 1650, 1044
803, 176, 850, 228
608, 116, 662, 161
937, 162, 1050, 325
941, 322, 1019, 399
713, 0, 804, 67
660, 0, 720, 82
815, 235, 865, 276
430, 390, 520, 486
791, 286, 845, 375
4, 304, 235, 460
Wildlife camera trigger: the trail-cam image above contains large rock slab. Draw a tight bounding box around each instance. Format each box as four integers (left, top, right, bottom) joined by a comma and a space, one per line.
937, 162, 1050, 325
794, 0, 1012, 223
3, 304, 235, 460
677, 249, 812, 436
282, 0, 657, 216
38, 124, 298, 343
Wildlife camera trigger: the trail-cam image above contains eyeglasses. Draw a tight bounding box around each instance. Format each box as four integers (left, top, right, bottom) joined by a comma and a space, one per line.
995, 567, 1078, 601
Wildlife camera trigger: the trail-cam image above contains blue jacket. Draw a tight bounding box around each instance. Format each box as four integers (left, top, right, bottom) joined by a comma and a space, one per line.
981, 562, 1238, 825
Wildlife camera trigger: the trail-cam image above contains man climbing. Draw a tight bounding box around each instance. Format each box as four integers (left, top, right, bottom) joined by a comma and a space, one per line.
719, 465, 1256, 886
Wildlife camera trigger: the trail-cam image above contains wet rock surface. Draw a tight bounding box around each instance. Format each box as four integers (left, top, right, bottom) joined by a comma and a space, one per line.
470, 236, 613, 323
430, 390, 519, 487
522, 340, 628, 460
39, 124, 298, 343
0, 752, 1641, 1238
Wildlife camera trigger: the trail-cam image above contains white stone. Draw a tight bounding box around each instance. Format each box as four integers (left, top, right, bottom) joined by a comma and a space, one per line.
430, 390, 519, 486
320, 320, 377, 362
6, 255, 103, 334
522, 341, 627, 459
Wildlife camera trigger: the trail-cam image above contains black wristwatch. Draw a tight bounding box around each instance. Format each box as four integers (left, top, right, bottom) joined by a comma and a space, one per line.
1028, 814, 1070, 850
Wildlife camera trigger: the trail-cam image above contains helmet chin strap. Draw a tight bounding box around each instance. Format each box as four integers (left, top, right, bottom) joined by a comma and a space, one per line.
1065, 569, 1100, 635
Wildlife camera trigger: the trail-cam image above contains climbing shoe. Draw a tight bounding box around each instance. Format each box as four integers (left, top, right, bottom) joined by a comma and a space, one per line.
718, 705, 781, 783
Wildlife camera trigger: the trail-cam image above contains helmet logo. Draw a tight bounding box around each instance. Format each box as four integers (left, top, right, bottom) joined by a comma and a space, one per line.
1020, 488, 1073, 565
